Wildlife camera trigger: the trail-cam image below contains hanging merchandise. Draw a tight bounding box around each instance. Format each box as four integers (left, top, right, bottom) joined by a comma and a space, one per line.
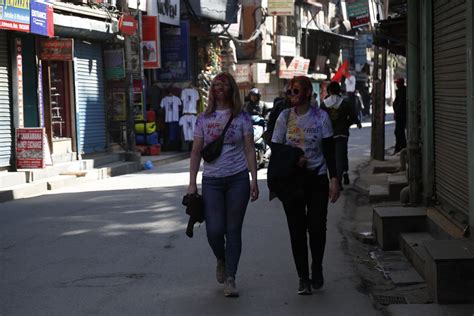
179, 115, 197, 141
180, 88, 199, 114
160, 94, 181, 122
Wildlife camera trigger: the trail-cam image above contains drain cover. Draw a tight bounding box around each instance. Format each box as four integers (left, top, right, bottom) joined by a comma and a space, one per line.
371, 294, 407, 305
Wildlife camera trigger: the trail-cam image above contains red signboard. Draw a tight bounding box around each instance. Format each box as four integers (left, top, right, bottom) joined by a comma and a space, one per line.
142, 16, 160, 69
119, 15, 138, 36
16, 128, 45, 169
38, 38, 74, 61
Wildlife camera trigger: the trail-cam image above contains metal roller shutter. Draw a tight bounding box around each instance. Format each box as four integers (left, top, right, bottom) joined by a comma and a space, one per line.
73, 40, 107, 154
432, 0, 468, 216
0, 31, 12, 167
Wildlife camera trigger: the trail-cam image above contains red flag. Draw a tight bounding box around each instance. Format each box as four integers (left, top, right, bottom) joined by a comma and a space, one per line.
331, 60, 350, 82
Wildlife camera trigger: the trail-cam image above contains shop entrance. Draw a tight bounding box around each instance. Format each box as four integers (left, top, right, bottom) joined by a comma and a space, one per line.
43, 60, 75, 155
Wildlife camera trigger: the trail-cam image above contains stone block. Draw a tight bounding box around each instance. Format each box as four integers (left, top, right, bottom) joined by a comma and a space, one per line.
373, 206, 427, 250
424, 240, 474, 303
399, 232, 434, 278
369, 184, 389, 203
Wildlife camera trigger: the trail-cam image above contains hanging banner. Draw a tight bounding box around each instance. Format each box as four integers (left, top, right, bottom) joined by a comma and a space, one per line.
30, 0, 54, 37
155, 20, 190, 81
278, 57, 310, 79
16, 128, 45, 169
142, 15, 161, 69
268, 0, 294, 16
0, 0, 30, 32
346, 0, 370, 28
38, 38, 73, 61
16, 39, 24, 128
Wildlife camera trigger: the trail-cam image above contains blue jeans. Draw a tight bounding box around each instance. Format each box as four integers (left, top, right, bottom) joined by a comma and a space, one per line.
202, 170, 250, 278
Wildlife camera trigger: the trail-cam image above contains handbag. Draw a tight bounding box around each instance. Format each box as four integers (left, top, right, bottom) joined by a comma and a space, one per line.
182, 193, 204, 238
200, 115, 233, 162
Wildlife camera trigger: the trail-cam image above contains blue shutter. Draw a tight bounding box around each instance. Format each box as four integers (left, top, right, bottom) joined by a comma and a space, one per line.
0, 31, 12, 167
74, 41, 107, 154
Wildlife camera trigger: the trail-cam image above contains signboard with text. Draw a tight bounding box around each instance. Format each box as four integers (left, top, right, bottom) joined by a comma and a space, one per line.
268, 0, 294, 16
16, 128, 45, 169
30, 0, 54, 37
155, 20, 190, 81
38, 38, 73, 61
276, 35, 296, 57
104, 49, 125, 80
231, 64, 251, 84
0, 0, 30, 32
346, 0, 370, 28
147, 0, 179, 26
279, 57, 310, 79
142, 15, 161, 69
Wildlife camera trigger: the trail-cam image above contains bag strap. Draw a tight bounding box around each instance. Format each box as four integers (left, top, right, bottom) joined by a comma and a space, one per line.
220, 115, 234, 138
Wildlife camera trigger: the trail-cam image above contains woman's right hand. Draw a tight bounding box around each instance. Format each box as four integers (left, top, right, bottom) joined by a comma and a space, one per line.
187, 183, 198, 195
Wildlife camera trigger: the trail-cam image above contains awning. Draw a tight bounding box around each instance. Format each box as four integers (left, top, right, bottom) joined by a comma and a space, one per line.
303, 25, 356, 41
373, 16, 407, 56
54, 13, 118, 41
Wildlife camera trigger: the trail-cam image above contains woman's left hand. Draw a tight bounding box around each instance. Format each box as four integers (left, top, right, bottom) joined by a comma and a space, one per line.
329, 177, 340, 203
250, 180, 259, 202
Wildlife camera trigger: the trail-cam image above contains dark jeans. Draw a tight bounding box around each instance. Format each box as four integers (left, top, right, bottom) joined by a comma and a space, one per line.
335, 137, 349, 180
281, 171, 329, 280
394, 119, 407, 153
202, 170, 250, 278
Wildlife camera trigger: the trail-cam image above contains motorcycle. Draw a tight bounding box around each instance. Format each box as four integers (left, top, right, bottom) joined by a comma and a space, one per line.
251, 115, 268, 169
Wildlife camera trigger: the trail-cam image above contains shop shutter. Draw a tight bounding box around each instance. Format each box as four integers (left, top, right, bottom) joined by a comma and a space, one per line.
73, 41, 107, 154
432, 0, 468, 216
0, 31, 12, 167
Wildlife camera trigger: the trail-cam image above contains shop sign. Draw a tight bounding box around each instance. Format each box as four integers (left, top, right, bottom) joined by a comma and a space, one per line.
268, 0, 294, 16
252, 63, 269, 84
0, 0, 30, 32
147, 0, 180, 26
104, 49, 125, 80
279, 57, 310, 79
16, 39, 24, 128
38, 38, 74, 61
16, 128, 44, 169
231, 64, 251, 84
142, 15, 161, 69
354, 34, 368, 66
346, 0, 370, 28
30, 0, 54, 37
276, 35, 296, 57
119, 14, 137, 36
156, 20, 190, 81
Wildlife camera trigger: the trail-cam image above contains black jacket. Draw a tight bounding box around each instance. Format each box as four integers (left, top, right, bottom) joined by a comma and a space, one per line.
321, 96, 358, 137
267, 142, 305, 201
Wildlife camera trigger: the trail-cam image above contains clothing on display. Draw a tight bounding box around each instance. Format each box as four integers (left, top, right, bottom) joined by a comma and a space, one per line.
179, 114, 197, 141
181, 88, 200, 114
160, 95, 181, 122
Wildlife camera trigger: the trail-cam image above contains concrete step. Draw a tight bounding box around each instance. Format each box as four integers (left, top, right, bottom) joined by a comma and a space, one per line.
369, 184, 389, 203
85, 152, 126, 168
373, 165, 400, 174
51, 152, 77, 164
19, 160, 94, 182
0, 181, 49, 202
100, 161, 142, 177
399, 232, 435, 278
0, 172, 27, 189
388, 174, 408, 201
373, 206, 427, 250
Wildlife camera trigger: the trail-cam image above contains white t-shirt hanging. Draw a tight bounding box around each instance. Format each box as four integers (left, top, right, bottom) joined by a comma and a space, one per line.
160, 95, 181, 122
345, 75, 356, 92
179, 115, 197, 141
180, 88, 200, 114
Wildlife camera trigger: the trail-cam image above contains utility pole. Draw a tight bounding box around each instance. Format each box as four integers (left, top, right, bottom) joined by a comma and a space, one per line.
371, 46, 385, 160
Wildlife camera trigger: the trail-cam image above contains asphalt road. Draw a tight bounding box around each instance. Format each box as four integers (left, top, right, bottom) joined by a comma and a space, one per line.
0, 117, 395, 315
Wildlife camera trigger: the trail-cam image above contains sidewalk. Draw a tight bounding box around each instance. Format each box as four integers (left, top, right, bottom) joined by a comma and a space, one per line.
0, 151, 189, 203
347, 155, 474, 315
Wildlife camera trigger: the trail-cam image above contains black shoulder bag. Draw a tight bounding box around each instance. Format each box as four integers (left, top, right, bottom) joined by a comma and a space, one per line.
200, 115, 233, 163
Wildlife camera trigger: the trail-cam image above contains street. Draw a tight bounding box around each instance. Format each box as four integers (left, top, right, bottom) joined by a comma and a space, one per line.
0, 119, 394, 315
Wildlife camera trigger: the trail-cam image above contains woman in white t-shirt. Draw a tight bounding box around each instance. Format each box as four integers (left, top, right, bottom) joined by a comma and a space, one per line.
270, 76, 340, 295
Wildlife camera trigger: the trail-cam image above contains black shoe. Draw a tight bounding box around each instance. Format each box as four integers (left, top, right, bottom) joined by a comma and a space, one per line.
311, 272, 324, 290
297, 278, 312, 295
343, 173, 350, 185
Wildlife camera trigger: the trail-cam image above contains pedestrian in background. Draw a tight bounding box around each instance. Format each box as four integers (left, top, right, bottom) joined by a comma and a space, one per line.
269, 76, 339, 295
393, 78, 407, 155
187, 72, 259, 298
321, 81, 361, 188
244, 88, 269, 117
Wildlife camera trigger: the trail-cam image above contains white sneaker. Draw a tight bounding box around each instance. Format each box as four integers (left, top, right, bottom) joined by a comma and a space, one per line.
223, 277, 239, 297
216, 259, 225, 284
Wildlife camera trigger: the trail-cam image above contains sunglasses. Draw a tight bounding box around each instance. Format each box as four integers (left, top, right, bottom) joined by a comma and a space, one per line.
286, 88, 300, 96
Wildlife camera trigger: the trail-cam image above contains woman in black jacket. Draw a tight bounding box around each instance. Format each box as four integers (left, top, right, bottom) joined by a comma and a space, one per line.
269, 76, 339, 295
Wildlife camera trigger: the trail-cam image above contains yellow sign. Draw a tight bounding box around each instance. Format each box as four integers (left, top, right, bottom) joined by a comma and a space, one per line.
268, 0, 294, 16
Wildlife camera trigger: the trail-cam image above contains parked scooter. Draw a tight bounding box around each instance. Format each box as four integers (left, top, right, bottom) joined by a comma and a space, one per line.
251, 115, 268, 169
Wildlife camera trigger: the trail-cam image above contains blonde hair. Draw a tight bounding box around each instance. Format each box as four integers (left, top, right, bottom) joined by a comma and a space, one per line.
205, 72, 243, 117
